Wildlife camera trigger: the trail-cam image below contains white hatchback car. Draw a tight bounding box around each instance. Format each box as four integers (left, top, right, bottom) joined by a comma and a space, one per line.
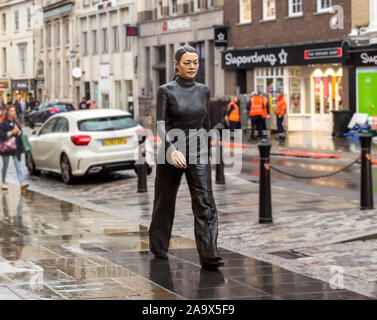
26, 109, 154, 184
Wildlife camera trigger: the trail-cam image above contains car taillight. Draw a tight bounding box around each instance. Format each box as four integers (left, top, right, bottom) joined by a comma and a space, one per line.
71, 135, 91, 146
49, 108, 60, 114
136, 128, 146, 134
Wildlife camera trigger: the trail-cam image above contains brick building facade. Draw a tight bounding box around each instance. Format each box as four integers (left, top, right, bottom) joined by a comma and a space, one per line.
222, 0, 366, 132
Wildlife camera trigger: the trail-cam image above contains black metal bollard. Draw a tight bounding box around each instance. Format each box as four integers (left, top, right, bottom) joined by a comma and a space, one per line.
258, 139, 273, 223
359, 132, 374, 210
214, 123, 225, 184
137, 133, 148, 193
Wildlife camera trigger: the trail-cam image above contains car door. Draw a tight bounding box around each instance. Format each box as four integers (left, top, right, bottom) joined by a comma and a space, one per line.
49, 117, 70, 171
34, 117, 58, 169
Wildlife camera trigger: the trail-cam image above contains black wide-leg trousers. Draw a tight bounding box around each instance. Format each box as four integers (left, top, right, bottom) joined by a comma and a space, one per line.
149, 162, 219, 265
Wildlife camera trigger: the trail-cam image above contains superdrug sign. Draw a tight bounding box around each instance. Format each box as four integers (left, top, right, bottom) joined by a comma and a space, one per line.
222, 41, 345, 70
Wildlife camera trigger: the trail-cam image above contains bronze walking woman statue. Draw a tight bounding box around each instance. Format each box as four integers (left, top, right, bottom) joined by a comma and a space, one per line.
149, 45, 224, 270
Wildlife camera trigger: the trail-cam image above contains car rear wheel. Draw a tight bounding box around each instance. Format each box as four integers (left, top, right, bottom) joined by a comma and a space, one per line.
133, 165, 153, 176
25, 151, 40, 176
61, 154, 74, 184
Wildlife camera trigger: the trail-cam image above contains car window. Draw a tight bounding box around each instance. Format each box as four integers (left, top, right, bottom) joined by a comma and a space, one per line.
54, 104, 75, 110
39, 103, 49, 109
53, 117, 69, 133
78, 116, 137, 132
39, 118, 58, 135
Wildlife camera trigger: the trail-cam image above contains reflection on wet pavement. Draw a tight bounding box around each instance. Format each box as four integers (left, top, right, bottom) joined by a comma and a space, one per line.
0, 186, 370, 300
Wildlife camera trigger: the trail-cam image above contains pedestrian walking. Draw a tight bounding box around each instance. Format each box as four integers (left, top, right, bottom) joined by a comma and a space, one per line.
19, 97, 26, 125
14, 100, 21, 118
0, 105, 29, 191
149, 45, 224, 271
225, 96, 241, 138
247, 92, 264, 140
89, 99, 98, 109
78, 97, 88, 110
275, 93, 287, 140
260, 92, 270, 132
27, 97, 36, 112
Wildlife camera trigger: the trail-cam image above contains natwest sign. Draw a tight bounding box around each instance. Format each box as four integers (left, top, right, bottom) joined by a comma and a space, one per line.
97, 0, 116, 10
162, 18, 190, 31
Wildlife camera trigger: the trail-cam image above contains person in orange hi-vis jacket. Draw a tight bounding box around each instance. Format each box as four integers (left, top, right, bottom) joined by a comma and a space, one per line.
274, 93, 287, 139
225, 96, 241, 136
259, 92, 270, 132
247, 92, 264, 140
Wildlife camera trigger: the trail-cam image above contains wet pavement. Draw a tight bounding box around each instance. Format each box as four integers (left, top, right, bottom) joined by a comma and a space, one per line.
0, 186, 369, 300
1, 128, 377, 299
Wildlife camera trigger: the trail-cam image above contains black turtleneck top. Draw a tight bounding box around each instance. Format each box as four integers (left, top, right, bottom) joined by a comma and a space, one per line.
156, 75, 212, 161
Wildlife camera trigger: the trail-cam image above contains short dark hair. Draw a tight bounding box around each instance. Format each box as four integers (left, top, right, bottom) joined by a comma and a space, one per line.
173, 45, 199, 80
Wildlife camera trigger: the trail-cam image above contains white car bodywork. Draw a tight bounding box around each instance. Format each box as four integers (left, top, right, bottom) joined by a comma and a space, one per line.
28, 109, 154, 177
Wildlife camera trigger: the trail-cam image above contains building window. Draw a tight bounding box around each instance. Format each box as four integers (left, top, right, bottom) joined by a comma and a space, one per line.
289, 0, 302, 16
113, 26, 119, 52
2, 48, 6, 74
56, 22, 60, 46
92, 30, 97, 54
317, 0, 332, 13
14, 10, 19, 32
64, 19, 70, 44
124, 25, 131, 51
190, 42, 205, 84
27, 7, 31, 29
18, 44, 27, 74
83, 31, 88, 55
47, 23, 52, 47
102, 28, 108, 53
207, 0, 214, 8
2, 14, 6, 32
170, 0, 177, 15
194, 0, 201, 11
158, 1, 163, 17
263, 0, 276, 20
239, 0, 252, 24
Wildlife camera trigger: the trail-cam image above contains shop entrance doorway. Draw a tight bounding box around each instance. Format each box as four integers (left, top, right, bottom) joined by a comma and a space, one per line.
312, 69, 343, 132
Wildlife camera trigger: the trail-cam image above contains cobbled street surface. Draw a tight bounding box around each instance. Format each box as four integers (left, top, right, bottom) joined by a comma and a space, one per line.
1, 129, 377, 299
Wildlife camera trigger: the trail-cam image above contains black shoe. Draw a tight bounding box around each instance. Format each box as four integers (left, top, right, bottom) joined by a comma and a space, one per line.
151, 251, 169, 259
201, 258, 224, 270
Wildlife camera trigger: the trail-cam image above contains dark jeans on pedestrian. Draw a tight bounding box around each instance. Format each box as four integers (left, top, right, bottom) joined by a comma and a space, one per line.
250, 116, 263, 140
277, 116, 285, 134
229, 121, 241, 132
149, 162, 220, 265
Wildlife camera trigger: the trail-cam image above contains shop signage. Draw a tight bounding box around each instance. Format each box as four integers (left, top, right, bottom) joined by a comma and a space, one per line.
222, 41, 345, 70
162, 18, 190, 31
304, 47, 343, 60
97, 0, 116, 10
0, 81, 9, 89
126, 26, 138, 37
11, 79, 36, 91
223, 48, 289, 68
214, 27, 228, 47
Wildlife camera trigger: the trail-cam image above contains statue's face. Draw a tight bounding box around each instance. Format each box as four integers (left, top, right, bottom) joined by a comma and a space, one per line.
175, 52, 199, 80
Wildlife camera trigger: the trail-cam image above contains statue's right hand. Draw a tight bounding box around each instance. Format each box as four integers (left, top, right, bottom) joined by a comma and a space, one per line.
171, 150, 187, 169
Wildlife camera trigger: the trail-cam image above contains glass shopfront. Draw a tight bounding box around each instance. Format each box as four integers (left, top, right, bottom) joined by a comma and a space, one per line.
254, 65, 343, 132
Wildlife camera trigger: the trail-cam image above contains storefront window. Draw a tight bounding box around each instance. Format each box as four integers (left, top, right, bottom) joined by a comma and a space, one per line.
255, 68, 284, 111
289, 77, 301, 114
314, 77, 321, 114
337, 77, 343, 110
323, 76, 330, 114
